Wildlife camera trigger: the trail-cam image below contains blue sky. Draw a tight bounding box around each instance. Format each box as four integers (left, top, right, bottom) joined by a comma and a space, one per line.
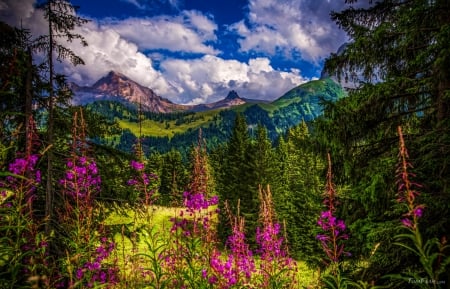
0, 0, 350, 104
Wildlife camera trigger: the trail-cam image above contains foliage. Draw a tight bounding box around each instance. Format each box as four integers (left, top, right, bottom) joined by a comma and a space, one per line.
384, 127, 450, 288
316, 0, 450, 282
82, 78, 345, 157
272, 121, 324, 266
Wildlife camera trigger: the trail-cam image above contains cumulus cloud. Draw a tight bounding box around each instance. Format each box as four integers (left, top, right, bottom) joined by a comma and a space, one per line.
230, 0, 348, 63
104, 11, 219, 54
0, 0, 316, 105
57, 22, 174, 97
160, 55, 308, 104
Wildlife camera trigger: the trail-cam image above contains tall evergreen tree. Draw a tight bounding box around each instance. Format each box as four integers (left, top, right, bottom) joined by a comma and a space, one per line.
274, 121, 324, 265
217, 113, 250, 242
34, 0, 88, 232
159, 149, 187, 206
317, 0, 450, 280
0, 22, 34, 150
242, 125, 275, 245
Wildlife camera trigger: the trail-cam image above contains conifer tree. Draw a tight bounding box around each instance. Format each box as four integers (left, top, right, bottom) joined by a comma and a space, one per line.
0, 22, 34, 149
318, 0, 450, 280
275, 121, 324, 264
159, 149, 187, 206
217, 113, 250, 242
34, 0, 88, 232
242, 125, 275, 245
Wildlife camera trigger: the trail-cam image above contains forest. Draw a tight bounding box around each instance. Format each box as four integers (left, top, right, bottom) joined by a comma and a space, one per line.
1, 0, 449, 288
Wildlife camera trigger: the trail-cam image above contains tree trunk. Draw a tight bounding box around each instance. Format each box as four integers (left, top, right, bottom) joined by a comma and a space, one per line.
24, 47, 33, 152
45, 3, 54, 235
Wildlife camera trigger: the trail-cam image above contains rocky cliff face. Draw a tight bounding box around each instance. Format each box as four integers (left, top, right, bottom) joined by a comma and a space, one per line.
71, 71, 190, 113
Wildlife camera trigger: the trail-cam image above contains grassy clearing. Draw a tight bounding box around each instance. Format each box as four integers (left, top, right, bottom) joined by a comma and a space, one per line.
103, 204, 318, 287
116, 110, 217, 138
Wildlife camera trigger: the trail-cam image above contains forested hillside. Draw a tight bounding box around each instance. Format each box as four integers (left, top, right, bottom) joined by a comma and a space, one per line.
1, 0, 449, 288
84, 77, 345, 157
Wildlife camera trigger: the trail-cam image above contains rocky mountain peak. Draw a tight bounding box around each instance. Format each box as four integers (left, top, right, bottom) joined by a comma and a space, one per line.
71, 71, 189, 113
225, 90, 241, 100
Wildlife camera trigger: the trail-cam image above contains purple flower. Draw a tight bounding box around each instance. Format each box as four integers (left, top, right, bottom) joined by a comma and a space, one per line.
208, 276, 218, 284
316, 234, 328, 242
412, 207, 424, 218
130, 160, 145, 171
336, 219, 346, 231
76, 268, 84, 279
401, 218, 413, 228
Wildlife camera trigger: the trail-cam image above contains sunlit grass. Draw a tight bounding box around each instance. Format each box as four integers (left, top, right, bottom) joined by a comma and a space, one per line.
115, 110, 217, 138
104, 203, 317, 288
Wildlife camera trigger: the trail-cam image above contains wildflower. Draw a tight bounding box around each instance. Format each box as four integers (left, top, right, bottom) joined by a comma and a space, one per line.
59, 156, 101, 200
130, 160, 145, 171
316, 154, 349, 266
76, 268, 84, 279
396, 126, 425, 230
413, 207, 423, 218
401, 218, 413, 228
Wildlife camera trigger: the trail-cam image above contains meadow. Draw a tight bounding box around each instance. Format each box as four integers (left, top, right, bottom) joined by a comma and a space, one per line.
2, 118, 447, 289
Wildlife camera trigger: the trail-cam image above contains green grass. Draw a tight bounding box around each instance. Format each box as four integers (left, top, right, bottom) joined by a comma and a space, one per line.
116, 110, 217, 138
103, 203, 318, 287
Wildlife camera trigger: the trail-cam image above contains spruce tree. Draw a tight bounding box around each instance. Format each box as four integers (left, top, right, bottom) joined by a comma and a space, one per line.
0, 22, 35, 150
217, 113, 250, 243
318, 0, 450, 280
242, 125, 275, 245
34, 0, 89, 233
275, 121, 324, 265
159, 149, 187, 206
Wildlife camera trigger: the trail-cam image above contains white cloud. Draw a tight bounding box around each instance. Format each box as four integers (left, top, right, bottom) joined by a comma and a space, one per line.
160, 55, 308, 104
230, 0, 348, 63
0, 0, 313, 105
58, 22, 175, 97
104, 11, 219, 54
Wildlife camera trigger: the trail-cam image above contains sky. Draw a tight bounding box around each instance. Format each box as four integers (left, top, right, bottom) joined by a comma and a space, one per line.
0, 0, 351, 105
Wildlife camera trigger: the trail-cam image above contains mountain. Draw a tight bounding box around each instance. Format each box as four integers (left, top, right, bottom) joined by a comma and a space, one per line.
269, 77, 346, 131
191, 90, 247, 112
71, 71, 191, 113
80, 74, 346, 157
71, 71, 253, 113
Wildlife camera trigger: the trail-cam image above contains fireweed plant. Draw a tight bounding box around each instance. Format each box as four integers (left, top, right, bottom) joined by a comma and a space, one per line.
118, 158, 161, 287
255, 185, 298, 288
163, 190, 220, 288
316, 154, 349, 270
387, 126, 450, 288
56, 111, 118, 288
0, 116, 50, 288
127, 159, 159, 207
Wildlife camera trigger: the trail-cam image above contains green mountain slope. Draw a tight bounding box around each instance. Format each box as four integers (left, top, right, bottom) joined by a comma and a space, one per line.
86, 77, 346, 156
270, 77, 346, 132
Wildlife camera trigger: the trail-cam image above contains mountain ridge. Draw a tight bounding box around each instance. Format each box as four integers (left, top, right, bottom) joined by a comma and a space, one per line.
71, 71, 265, 113
81, 73, 346, 156
71, 71, 190, 113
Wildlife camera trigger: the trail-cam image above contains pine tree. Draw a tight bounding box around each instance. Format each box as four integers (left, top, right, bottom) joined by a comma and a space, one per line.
217, 113, 250, 242
275, 121, 324, 264
34, 0, 88, 233
159, 149, 187, 206
318, 0, 450, 280
241, 125, 276, 245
